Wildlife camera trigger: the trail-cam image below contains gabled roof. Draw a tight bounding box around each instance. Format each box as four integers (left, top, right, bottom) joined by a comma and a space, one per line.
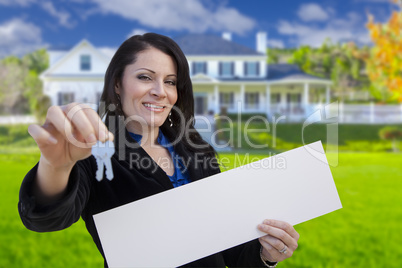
40, 39, 111, 79
174, 34, 263, 56
267, 64, 330, 82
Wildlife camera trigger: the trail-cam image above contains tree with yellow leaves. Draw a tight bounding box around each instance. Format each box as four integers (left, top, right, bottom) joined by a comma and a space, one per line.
366, 0, 402, 102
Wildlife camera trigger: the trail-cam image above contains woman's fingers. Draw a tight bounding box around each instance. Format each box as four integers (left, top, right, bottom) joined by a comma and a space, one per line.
258, 219, 299, 250
258, 219, 300, 263
36, 103, 112, 149
259, 234, 293, 256
82, 105, 114, 142
28, 124, 58, 145
63, 103, 97, 144
258, 237, 287, 262
265, 219, 299, 240
46, 105, 79, 144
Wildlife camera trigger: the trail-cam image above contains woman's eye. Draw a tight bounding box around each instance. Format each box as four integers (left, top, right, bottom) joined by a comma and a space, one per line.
138, 75, 151, 81
165, 80, 176, 86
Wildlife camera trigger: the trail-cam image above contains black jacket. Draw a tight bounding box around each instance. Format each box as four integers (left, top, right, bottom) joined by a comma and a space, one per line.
18, 128, 266, 267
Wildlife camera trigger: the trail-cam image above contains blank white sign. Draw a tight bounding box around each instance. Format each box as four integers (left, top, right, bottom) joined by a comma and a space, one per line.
93, 141, 342, 267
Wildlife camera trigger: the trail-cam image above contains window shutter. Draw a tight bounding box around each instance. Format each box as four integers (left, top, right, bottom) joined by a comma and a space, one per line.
58, 92, 62, 106
244, 62, 248, 76
203, 62, 207, 74
256, 93, 259, 104
256, 62, 260, 76
192, 62, 195, 75
219, 62, 222, 76
231, 62, 234, 75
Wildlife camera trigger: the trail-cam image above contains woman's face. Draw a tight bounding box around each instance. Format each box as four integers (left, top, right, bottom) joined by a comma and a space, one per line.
115, 47, 178, 133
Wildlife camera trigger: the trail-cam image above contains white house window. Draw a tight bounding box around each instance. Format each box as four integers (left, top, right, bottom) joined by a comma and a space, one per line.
287, 93, 302, 108
80, 55, 91, 71
58, 92, 75, 105
245, 92, 259, 109
244, 62, 259, 76
271, 93, 281, 104
219, 62, 234, 76
192, 62, 207, 75
219, 92, 234, 109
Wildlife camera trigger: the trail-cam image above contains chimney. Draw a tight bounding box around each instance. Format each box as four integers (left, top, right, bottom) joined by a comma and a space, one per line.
222, 32, 232, 41
256, 31, 267, 54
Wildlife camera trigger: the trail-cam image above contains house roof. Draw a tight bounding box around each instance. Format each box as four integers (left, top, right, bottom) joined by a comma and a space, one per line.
267, 64, 329, 82
41, 39, 111, 79
174, 34, 263, 56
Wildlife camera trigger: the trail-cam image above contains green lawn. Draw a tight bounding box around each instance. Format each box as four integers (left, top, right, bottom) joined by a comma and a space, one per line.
1, 148, 401, 267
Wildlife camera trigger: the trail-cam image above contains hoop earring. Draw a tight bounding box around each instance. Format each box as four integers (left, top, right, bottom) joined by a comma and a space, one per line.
168, 111, 173, 127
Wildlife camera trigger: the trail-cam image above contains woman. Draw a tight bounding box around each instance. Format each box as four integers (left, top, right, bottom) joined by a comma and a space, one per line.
19, 33, 299, 267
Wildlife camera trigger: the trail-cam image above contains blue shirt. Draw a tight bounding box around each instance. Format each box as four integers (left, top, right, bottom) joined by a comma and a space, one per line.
129, 130, 190, 188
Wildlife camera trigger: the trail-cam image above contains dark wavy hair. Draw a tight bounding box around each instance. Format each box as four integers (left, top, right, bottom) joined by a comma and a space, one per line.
99, 33, 216, 158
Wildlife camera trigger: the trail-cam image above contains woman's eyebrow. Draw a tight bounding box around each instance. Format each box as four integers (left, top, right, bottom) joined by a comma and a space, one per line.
135, 68, 155, 73
135, 68, 176, 78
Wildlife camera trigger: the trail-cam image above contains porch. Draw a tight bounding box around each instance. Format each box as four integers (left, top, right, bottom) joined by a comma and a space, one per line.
192, 81, 331, 122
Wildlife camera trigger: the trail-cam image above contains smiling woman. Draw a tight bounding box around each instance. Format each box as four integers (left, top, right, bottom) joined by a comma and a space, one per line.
18, 33, 299, 267
115, 47, 178, 133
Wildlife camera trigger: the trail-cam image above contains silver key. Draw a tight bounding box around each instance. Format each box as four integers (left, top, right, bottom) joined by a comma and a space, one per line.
103, 141, 115, 180
92, 140, 115, 181
94, 154, 105, 181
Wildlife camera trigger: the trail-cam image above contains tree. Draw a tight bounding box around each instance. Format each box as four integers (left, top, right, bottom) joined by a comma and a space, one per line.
0, 48, 50, 120
288, 39, 370, 101
366, 0, 402, 102
22, 49, 50, 122
0, 59, 30, 114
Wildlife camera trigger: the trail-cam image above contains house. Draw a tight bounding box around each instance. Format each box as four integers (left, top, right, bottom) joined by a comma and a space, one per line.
40, 32, 332, 122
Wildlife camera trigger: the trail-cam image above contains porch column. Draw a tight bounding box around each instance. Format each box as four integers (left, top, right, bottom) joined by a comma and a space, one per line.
326, 85, 330, 104
304, 83, 309, 117
240, 84, 245, 112
214, 84, 219, 114
266, 84, 271, 118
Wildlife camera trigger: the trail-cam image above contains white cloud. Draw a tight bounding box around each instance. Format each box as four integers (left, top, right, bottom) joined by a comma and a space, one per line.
297, 3, 330, 22
40, 1, 75, 28
0, 0, 35, 6
277, 13, 371, 48
89, 0, 256, 35
267, 39, 284, 48
0, 18, 45, 57
126, 28, 147, 39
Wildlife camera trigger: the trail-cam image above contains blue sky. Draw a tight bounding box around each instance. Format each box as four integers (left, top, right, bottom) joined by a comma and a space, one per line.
0, 0, 398, 58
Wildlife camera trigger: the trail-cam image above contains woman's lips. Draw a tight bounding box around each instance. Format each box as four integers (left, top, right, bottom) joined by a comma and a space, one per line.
143, 103, 166, 112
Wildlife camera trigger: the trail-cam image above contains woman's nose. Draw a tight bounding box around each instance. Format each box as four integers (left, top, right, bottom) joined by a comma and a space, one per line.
150, 80, 167, 98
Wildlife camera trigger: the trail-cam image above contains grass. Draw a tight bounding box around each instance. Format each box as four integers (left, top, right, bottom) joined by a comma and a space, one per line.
0, 148, 103, 267
220, 122, 402, 152
1, 147, 401, 267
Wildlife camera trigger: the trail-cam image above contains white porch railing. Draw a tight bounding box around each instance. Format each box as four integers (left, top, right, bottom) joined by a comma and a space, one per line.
271, 103, 402, 124
339, 103, 402, 124
0, 115, 37, 125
